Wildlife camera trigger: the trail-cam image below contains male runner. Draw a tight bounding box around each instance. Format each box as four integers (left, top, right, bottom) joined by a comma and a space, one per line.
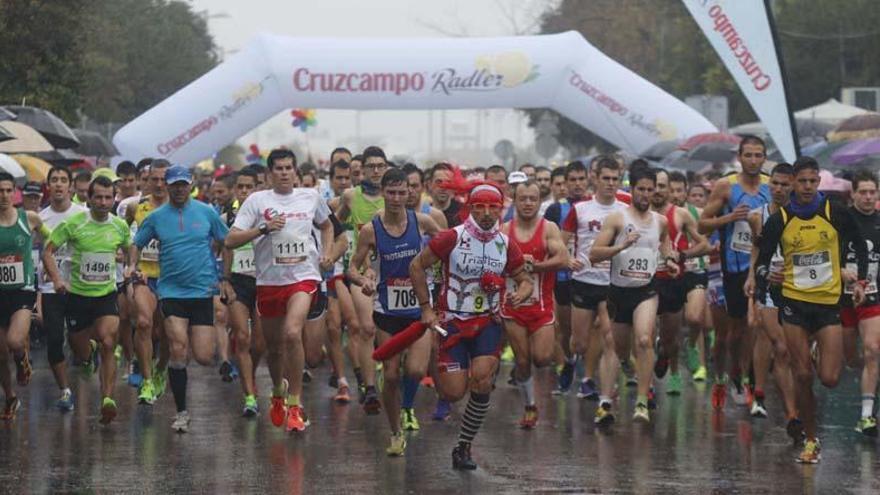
700, 136, 771, 408
43, 175, 131, 424
0, 172, 47, 420
113, 161, 138, 383
349, 154, 364, 187
535, 166, 553, 215
221, 168, 265, 416
38, 166, 87, 411
428, 162, 465, 229
561, 157, 627, 403
755, 156, 866, 463
410, 182, 532, 470
348, 168, 441, 455
841, 169, 880, 437
589, 166, 679, 423
544, 161, 589, 394
651, 169, 708, 395
336, 146, 387, 413
132, 166, 229, 432
502, 180, 567, 428
227, 149, 334, 433
126, 159, 170, 404
743, 163, 799, 434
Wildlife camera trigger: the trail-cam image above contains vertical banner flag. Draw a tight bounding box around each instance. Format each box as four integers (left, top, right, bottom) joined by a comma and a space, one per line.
681, 0, 799, 162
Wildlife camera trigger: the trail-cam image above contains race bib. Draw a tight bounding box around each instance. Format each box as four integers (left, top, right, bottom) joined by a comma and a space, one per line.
792, 251, 832, 289
617, 247, 656, 281
232, 248, 255, 275
386, 278, 417, 311
0, 255, 24, 286
684, 256, 702, 273
272, 231, 308, 266
730, 220, 752, 254
844, 261, 879, 295
141, 239, 160, 262
505, 273, 540, 306
80, 252, 114, 284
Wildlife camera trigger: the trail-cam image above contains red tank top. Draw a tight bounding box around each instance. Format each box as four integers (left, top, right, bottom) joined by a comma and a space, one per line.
656, 204, 688, 280
502, 218, 555, 313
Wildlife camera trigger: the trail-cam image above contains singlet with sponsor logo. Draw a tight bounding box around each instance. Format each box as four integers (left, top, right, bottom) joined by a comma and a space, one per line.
133, 197, 162, 278
685, 204, 707, 273
610, 209, 661, 288
428, 223, 524, 319
656, 205, 688, 280
722, 175, 770, 274
0, 209, 35, 291
47, 211, 131, 297
373, 210, 422, 318
844, 207, 880, 304
232, 188, 330, 286
778, 199, 841, 305
562, 198, 627, 286
501, 218, 554, 315
38, 203, 87, 293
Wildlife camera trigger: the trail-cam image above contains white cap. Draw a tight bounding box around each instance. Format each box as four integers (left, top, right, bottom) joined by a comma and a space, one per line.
508, 171, 529, 185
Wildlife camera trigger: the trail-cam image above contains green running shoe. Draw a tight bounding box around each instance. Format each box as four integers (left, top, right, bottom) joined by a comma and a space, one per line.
686, 345, 700, 373
138, 379, 156, 405
855, 416, 878, 437
401, 408, 420, 431
152, 368, 168, 399
666, 372, 683, 395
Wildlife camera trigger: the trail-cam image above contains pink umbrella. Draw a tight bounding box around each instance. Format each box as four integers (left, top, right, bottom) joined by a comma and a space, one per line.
818, 170, 851, 193
679, 132, 741, 151
831, 138, 880, 165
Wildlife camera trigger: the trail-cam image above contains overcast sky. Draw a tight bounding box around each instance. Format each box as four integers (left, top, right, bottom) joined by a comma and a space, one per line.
187, 0, 553, 164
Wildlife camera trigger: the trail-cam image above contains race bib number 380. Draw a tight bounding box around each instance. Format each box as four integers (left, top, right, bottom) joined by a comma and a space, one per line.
0, 254, 24, 286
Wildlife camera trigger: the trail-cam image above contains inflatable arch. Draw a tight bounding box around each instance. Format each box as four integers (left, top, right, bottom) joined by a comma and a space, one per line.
113, 31, 717, 166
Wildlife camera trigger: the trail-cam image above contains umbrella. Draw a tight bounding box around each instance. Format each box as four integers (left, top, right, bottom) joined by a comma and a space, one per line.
818, 170, 851, 193
0, 153, 27, 186
639, 139, 681, 162
661, 149, 711, 172
0, 108, 16, 120
0, 105, 80, 149
688, 142, 738, 163
827, 113, 880, 142
679, 132, 741, 151
0, 122, 54, 153
10, 154, 52, 182
831, 138, 880, 166
73, 129, 119, 157
0, 125, 12, 144
35, 148, 85, 166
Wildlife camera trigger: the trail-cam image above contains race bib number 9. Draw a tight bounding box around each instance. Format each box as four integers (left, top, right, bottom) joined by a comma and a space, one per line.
80, 252, 114, 284
0, 255, 24, 286
792, 251, 832, 289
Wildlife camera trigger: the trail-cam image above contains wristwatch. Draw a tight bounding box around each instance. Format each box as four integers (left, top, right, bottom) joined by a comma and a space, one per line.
258, 222, 269, 235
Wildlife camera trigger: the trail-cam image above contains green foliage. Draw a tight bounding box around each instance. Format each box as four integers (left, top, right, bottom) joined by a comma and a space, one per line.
0, 0, 218, 125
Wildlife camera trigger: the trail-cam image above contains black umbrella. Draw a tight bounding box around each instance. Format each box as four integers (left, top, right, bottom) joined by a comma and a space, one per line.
661, 149, 712, 172
0, 105, 80, 149
640, 139, 681, 162
34, 148, 85, 166
73, 129, 119, 157
687, 142, 738, 164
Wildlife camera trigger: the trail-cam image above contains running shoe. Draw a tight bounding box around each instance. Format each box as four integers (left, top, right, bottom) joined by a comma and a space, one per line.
286, 405, 309, 432
14, 350, 32, 386
750, 397, 768, 418
219, 360, 234, 383
328, 374, 339, 389
363, 387, 381, 415
795, 438, 821, 464
452, 442, 477, 470
518, 405, 538, 429
171, 411, 191, 433
666, 372, 683, 396
56, 389, 74, 412
128, 360, 143, 388
401, 408, 420, 431
711, 383, 726, 410
269, 396, 287, 427
577, 378, 599, 400
633, 402, 650, 423
692, 366, 707, 382
81, 340, 99, 377
386, 431, 407, 457
500, 345, 515, 363
647, 387, 657, 410
432, 399, 451, 421
786, 417, 805, 444
242, 395, 259, 418
686, 344, 700, 373
621, 359, 637, 387
1, 397, 21, 420
357, 384, 367, 404
594, 402, 615, 426
554, 360, 575, 395
138, 379, 156, 405
730, 376, 747, 406
333, 385, 351, 404
100, 397, 118, 425
420, 376, 435, 388
152, 368, 167, 399
653, 356, 669, 379
229, 362, 240, 381
855, 416, 878, 437
114, 345, 123, 368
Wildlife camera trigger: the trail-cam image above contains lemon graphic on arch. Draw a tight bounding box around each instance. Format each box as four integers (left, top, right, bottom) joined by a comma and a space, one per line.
653, 119, 678, 140
483, 51, 538, 88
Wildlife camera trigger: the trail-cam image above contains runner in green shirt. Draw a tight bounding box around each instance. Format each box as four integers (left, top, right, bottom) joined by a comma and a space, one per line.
42, 175, 131, 425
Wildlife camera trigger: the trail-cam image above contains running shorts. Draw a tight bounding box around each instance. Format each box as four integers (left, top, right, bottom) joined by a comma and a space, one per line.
570, 280, 609, 311
683, 271, 708, 294
609, 284, 657, 325
256, 281, 319, 319
438, 318, 502, 372
372, 312, 420, 337
722, 271, 749, 319
160, 297, 214, 326
230, 273, 256, 310
780, 298, 840, 333
66, 292, 119, 333
554, 279, 572, 306
657, 277, 686, 315
840, 302, 880, 328
0, 289, 36, 328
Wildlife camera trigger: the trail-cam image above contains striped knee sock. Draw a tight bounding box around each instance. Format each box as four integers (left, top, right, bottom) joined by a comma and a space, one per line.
458, 392, 490, 445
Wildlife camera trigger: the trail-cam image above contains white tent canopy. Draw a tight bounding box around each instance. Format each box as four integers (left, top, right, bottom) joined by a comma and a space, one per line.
794, 98, 872, 125
113, 31, 716, 166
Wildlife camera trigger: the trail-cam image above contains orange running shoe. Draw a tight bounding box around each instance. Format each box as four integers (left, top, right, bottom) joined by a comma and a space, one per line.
711, 383, 727, 410
270, 396, 287, 427
286, 405, 309, 432
420, 376, 435, 388
518, 405, 538, 429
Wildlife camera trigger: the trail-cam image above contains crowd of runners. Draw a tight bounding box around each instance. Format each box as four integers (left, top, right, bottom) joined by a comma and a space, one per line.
1, 136, 878, 468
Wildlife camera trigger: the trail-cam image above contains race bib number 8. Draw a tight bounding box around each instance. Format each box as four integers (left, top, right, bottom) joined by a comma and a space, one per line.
0, 255, 24, 286
792, 251, 832, 289
80, 252, 114, 284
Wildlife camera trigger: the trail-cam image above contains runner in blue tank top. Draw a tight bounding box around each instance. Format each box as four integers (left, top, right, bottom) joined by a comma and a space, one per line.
348, 168, 442, 457
699, 136, 771, 410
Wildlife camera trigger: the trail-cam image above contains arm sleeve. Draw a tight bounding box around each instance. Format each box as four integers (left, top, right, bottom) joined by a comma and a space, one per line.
232, 195, 258, 231
428, 229, 458, 260
836, 204, 868, 280
133, 215, 156, 249
754, 211, 784, 290
505, 240, 525, 273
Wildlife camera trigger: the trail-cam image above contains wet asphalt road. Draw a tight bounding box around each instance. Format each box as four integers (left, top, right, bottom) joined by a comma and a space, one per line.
0, 352, 878, 494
